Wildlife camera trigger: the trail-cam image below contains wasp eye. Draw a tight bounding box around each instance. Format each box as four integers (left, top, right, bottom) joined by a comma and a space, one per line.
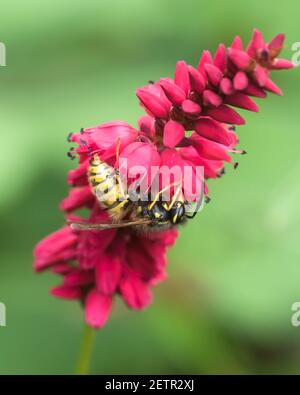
170, 202, 185, 224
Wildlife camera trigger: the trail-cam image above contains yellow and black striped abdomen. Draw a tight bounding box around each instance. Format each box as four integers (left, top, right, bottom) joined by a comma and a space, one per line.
88, 154, 129, 219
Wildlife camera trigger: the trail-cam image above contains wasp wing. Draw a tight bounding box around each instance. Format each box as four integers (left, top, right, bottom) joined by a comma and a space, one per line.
68, 219, 152, 231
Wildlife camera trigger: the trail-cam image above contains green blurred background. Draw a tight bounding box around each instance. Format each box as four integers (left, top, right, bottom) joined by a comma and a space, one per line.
0, 0, 299, 374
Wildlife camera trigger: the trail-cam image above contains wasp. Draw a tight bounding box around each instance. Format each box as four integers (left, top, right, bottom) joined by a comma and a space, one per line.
69, 154, 204, 231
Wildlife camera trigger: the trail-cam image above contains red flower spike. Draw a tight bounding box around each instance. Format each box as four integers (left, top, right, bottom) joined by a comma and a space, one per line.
34, 30, 294, 329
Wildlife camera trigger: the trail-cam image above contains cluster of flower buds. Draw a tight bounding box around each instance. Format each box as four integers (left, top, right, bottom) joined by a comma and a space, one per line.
33, 30, 294, 328
136, 30, 293, 182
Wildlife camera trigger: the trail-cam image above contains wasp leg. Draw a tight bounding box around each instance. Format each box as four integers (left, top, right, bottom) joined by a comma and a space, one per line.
148, 182, 181, 210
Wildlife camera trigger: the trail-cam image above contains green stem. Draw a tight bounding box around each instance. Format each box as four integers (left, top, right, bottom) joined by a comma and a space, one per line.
76, 324, 96, 375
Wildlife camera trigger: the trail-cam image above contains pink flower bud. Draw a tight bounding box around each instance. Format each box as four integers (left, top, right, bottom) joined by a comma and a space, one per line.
252, 64, 268, 86
268, 33, 285, 58
264, 78, 283, 95
225, 93, 259, 112
220, 78, 234, 95
188, 65, 206, 93
174, 60, 190, 95
228, 48, 251, 70
203, 90, 222, 107
181, 99, 202, 115
247, 29, 266, 58
214, 43, 227, 73
194, 117, 232, 145
231, 35, 244, 50
233, 71, 249, 90
136, 84, 171, 119
159, 77, 186, 106
163, 120, 185, 148
204, 63, 223, 86
197, 50, 213, 75
271, 58, 295, 70
206, 104, 245, 125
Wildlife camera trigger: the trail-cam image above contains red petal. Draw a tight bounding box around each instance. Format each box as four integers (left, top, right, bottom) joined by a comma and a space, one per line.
163, 120, 185, 148
271, 58, 295, 70
228, 48, 251, 70
96, 255, 121, 295
174, 61, 190, 95
194, 117, 232, 145
252, 65, 268, 87
190, 134, 231, 162
214, 44, 227, 73
204, 63, 223, 86
231, 36, 244, 50
159, 78, 186, 106
233, 71, 249, 91
206, 105, 245, 125
268, 33, 285, 58
197, 50, 213, 76
85, 289, 113, 329
51, 285, 82, 300
247, 29, 265, 57
136, 88, 170, 119
120, 273, 152, 310
203, 90, 222, 107
243, 82, 267, 98
225, 93, 259, 112
220, 78, 234, 95
264, 78, 283, 95
64, 269, 94, 287
60, 186, 94, 212
188, 65, 206, 93
181, 99, 202, 116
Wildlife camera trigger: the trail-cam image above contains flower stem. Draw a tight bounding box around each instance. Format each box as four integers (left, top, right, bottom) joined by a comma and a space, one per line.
76, 324, 96, 375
